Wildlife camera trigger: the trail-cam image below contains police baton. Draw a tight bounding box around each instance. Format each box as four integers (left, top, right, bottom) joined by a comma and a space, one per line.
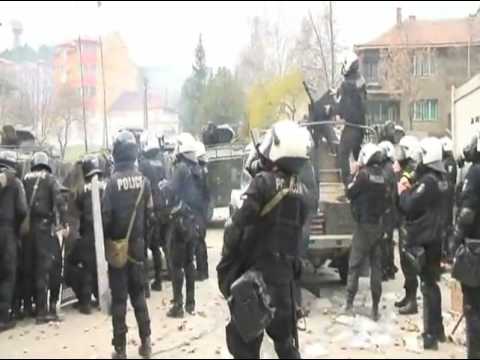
448, 313, 465, 342
290, 280, 300, 351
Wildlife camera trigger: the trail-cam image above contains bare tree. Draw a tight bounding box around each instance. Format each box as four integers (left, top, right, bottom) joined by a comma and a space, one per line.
293, 2, 343, 98
378, 32, 431, 129
237, 14, 297, 89
1, 62, 55, 137
49, 85, 82, 159
0, 68, 17, 126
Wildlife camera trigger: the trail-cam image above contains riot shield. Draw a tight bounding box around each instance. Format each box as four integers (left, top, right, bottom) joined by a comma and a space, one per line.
92, 175, 111, 313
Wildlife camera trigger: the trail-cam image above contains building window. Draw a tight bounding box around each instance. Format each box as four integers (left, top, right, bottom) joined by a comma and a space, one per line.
411, 99, 438, 122
413, 51, 435, 77
366, 100, 399, 125
364, 61, 378, 83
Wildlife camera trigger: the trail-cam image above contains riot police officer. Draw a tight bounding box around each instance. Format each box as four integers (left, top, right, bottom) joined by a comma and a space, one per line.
378, 141, 397, 281
139, 132, 167, 293
450, 134, 480, 359
345, 143, 387, 321
394, 136, 422, 315
194, 141, 210, 281
102, 131, 153, 359
23, 152, 67, 324
337, 52, 367, 190
0, 151, 27, 331
441, 136, 457, 259
166, 133, 205, 318
399, 137, 447, 350
71, 154, 105, 314
220, 120, 311, 359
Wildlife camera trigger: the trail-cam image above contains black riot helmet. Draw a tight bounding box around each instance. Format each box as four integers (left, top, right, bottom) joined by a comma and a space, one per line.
113, 130, 138, 163
31, 151, 51, 172
0, 150, 17, 170
82, 154, 103, 179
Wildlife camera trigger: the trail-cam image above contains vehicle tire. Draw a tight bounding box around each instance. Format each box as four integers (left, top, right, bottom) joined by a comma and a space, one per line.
337, 252, 350, 285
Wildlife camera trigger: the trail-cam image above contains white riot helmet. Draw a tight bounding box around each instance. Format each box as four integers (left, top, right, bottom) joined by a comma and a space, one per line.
358, 143, 383, 167
341, 51, 359, 76
398, 135, 422, 164
175, 132, 197, 163
378, 141, 396, 162
441, 136, 453, 154
420, 137, 445, 173
140, 131, 160, 156
260, 120, 311, 174
195, 141, 208, 163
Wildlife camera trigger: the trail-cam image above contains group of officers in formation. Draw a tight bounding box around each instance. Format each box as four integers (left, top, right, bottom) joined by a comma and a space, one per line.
217, 53, 479, 360
0, 50, 478, 360
218, 119, 479, 360
0, 130, 210, 359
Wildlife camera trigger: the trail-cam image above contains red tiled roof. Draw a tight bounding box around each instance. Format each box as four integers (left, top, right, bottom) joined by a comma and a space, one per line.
356, 17, 480, 49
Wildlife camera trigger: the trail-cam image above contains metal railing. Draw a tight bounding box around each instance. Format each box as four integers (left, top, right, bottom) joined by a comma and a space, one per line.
300, 120, 378, 144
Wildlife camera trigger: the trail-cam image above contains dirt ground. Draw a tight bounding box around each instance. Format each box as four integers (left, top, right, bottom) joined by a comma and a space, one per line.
0, 229, 467, 359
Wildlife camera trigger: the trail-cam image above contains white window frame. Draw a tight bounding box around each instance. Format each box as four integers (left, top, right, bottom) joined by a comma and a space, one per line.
413, 51, 435, 78
412, 99, 438, 122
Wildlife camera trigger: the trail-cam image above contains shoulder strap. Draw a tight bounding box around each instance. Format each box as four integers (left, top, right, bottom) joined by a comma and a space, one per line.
28, 175, 42, 209
259, 176, 298, 217
125, 180, 145, 243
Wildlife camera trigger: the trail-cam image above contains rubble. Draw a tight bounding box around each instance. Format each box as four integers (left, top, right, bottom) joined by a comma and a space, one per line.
304, 343, 328, 358
404, 335, 423, 354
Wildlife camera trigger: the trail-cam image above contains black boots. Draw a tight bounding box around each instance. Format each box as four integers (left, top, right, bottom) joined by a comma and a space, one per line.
167, 304, 184, 319
139, 337, 152, 359
423, 333, 439, 350
397, 291, 418, 315
151, 277, 162, 292
185, 302, 195, 315
111, 338, 151, 359
79, 302, 92, 315
399, 297, 418, 315
112, 336, 127, 359
394, 293, 409, 308
112, 347, 127, 359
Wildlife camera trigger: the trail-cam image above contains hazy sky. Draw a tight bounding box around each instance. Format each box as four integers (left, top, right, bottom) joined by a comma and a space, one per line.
1, 1, 479, 80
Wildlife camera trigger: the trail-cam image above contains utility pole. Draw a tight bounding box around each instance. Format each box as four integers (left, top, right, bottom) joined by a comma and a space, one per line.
143, 77, 149, 130
99, 36, 108, 148
78, 36, 88, 153
97, 1, 108, 149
